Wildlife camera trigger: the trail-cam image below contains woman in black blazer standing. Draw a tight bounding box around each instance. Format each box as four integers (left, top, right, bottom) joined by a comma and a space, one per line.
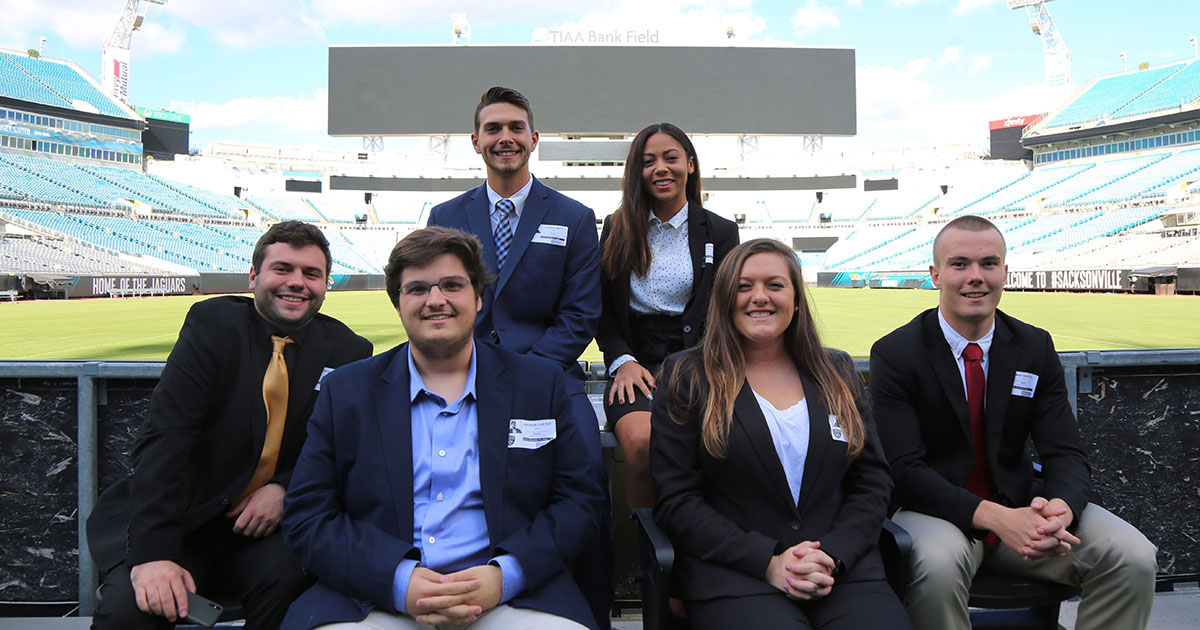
598, 122, 739, 508
650, 238, 909, 629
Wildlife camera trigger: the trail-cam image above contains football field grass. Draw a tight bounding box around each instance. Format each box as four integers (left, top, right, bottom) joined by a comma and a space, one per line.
1, 287, 1197, 362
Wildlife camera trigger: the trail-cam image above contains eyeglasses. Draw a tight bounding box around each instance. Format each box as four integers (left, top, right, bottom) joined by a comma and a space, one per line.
400, 276, 472, 297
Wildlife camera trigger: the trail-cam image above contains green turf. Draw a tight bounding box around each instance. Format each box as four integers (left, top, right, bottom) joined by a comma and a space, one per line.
2, 288, 1197, 362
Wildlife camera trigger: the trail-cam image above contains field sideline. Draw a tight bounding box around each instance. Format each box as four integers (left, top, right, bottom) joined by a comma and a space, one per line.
2, 288, 1197, 362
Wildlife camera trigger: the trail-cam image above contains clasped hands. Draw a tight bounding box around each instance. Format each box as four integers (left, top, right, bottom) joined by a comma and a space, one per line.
406, 565, 503, 625
978, 496, 1080, 559
765, 541, 835, 601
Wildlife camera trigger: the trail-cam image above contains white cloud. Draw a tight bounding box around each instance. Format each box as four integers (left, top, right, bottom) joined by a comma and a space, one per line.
137, 22, 187, 56
168, 89, 327, 133
856, 56, 1073, 147
792, 2, 840, 39
937, 45, 961, 67
0, 0, 116, 52
968, 53, 992, 75
953, 0, 1005, 16
162, 1, 322, 49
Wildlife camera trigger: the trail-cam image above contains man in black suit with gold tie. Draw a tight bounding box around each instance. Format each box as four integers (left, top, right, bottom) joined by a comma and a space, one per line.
87, 221, 373, 629
869, 215, 1156, 630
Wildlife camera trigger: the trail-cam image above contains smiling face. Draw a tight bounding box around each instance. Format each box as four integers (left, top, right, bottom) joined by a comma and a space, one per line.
472, 102, 538, 181
931, 225, 1008, 339
733, 252, 796, 348
248, 242, 328, 333
641, 132, 694, 215
397, 252, 482, 362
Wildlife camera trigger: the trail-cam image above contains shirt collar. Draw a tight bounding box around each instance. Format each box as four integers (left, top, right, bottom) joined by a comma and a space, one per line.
649, 201, 689, 229
407, 344, 478, 405
485, 176, 534, 218
937, 308, 994, 361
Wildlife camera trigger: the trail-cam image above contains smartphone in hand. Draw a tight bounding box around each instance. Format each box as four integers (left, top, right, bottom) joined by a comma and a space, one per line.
184, 591, 223, 628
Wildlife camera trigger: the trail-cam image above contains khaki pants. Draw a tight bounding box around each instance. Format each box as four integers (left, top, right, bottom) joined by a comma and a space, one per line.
316, 604, 589, 630
893, 504, 1157, 630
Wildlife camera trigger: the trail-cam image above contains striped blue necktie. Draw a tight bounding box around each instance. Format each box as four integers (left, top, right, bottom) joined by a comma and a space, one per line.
494, 199, 515, 269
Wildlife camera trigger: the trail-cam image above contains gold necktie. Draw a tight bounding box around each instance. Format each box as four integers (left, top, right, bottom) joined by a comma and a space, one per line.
238, 335, 292, 503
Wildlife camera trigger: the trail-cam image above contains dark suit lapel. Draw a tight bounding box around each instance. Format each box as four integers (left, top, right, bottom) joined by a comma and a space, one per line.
376, 346, 416, 530
922, 311, 971, 438
985, 316, 1018, 458
796, 371, 831, 514
686, 203, 709, 299
466, 186, 499, 271
474, 344, 509, 542
733, 382, 796, 511
496, 177, 551, 296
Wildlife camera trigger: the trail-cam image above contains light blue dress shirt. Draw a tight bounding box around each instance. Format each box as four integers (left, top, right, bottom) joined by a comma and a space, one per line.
485, 176, 534, 236
752, 389, 811, 506
392, 348, 525, 612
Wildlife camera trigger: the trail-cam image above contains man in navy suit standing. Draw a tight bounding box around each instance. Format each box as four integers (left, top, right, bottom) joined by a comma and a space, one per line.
426, 87, 609, 628
282, 227, 603, 630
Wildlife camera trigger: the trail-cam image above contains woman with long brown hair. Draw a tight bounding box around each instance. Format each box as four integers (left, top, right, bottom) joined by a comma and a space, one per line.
597, 122, 739, 508
650, 238, 908, 629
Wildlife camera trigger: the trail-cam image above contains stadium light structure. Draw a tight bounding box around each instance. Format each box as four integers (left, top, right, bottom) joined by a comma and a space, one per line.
1120, 51, 1127, 73
1009, 0, 1070, 86
1191, 36, 1198, 59
101, 0, 167, 104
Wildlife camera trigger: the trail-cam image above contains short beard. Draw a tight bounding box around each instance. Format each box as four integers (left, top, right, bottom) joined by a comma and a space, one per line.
411, 331, 473, 361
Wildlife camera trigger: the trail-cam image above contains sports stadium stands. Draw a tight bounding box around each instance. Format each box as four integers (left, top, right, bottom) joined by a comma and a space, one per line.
1043, 62, 1188, 128
0, 52, 132, 119
245, 195, 324, 222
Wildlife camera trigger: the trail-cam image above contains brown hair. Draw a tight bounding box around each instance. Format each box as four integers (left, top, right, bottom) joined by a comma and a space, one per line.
601, 123, 703, 278
932, 215, 1007, 265
473, 86, 533, 133
384, 226, 494, 307
665, 238, 866, 459
252, 220, 331, 276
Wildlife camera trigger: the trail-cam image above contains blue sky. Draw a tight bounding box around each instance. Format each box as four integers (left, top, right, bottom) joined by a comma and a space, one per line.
3, 1, 1197, 152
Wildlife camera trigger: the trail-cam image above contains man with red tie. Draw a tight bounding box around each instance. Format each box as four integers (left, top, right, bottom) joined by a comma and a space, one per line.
869, 215, 1156, 630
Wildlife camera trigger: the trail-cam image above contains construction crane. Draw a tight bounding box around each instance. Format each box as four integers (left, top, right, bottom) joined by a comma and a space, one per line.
101, 0, 167, 104
1009, 0, 1071, 86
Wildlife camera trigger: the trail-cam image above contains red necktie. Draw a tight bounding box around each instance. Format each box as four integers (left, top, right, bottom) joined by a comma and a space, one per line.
963, 342, 1000, 547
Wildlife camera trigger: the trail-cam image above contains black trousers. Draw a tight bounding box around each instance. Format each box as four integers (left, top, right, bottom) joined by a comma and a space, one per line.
685, 580, 911, 630
92, 518, 311, 630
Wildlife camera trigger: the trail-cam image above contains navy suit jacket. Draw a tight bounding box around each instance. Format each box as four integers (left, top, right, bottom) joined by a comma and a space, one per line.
870, 308, 1091, 536
426, 177, 601, 380
281, 342, 604, 630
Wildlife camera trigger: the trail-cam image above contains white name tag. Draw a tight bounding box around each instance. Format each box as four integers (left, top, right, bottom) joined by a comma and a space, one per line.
531, 224, 568, 247
828, 415, 846, 443
508, 418, 557, 449
1012, 371, 1038, 398
315, 366, 336, 390
704, 242, 714, 265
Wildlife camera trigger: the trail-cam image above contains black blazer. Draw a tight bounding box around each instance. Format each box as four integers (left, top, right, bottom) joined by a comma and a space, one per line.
650, 348, 893, 602
596, 204, 739, 369
87, 296, 373, 572
869, 308, 1090, 536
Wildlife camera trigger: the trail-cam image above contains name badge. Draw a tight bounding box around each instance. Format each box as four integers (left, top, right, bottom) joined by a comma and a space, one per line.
508, 419, 557, 449
1012, 371, 1038, 398
315, 366, 336, 390
704, 242, 714, 265
828, 415, 846, 443
531, 224, 568, 247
